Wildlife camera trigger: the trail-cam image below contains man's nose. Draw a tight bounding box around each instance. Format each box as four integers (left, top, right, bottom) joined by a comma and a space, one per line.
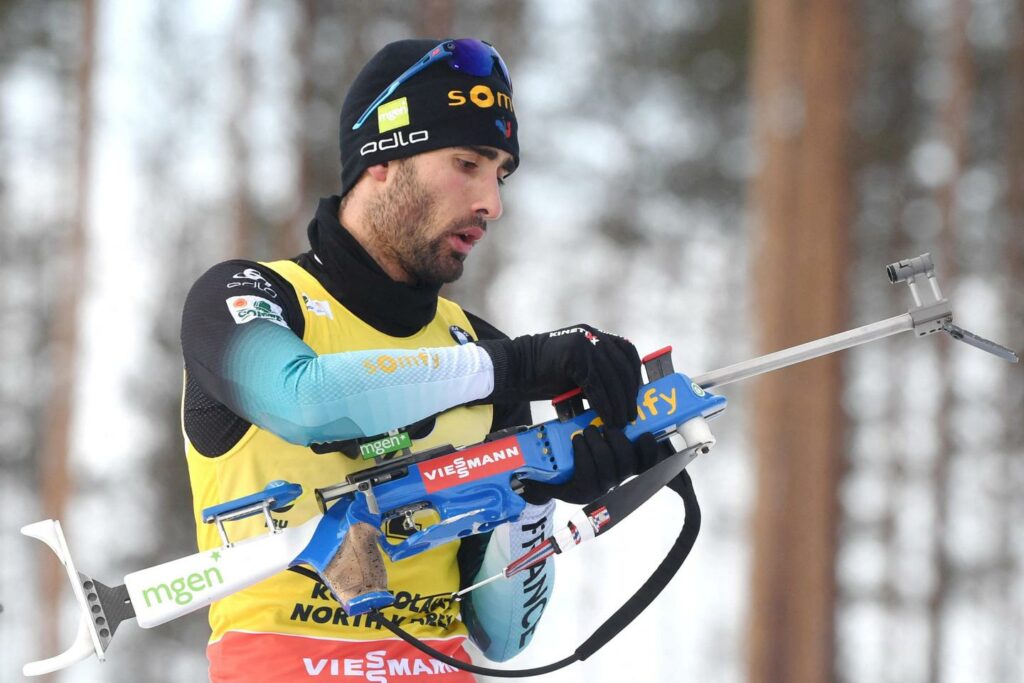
472, 178, 503, 221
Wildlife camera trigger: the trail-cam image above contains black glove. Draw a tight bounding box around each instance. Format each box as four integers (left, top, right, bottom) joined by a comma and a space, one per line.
520, 426, 663, 505
476, 324, 641, 428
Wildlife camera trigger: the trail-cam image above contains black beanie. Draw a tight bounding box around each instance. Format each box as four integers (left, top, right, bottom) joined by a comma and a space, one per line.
339, 39, 519, 198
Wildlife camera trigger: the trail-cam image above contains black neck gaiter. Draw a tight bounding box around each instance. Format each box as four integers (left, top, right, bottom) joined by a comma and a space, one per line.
304, 196, 440, 337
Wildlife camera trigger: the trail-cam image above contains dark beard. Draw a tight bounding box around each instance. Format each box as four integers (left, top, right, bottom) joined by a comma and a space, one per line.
364, 161, 473, 286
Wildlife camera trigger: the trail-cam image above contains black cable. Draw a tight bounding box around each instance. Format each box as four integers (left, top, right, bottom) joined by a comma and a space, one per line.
372, 469, 700, 678
376, 617, 579, 678
576, 469, 700, 660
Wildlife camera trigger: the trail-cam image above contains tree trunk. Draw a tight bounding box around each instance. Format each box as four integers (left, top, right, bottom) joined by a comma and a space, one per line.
230, 0, 257, 257
281, 0, 316, 258
746, 1, 854, 681
996, 2, 1024, 679
38, 0, 96, 668
415, 0, 455, 38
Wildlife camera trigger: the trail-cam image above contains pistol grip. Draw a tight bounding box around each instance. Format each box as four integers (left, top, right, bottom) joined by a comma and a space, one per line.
322, 521, 393, 615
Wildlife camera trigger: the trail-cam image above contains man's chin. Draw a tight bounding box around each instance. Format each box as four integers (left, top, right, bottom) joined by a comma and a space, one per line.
439, 261, 465, 284
438, 250, 467, 281
413, 258, 464, 286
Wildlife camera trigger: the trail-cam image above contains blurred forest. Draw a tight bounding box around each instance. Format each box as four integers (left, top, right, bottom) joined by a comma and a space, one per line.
0, 1, 1021, 682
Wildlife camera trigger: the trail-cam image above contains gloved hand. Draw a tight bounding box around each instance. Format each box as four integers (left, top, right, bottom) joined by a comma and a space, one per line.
476, 324, 641, 428
520, 426, 664, 505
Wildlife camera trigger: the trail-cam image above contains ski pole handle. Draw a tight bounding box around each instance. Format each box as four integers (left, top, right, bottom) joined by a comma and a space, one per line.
21, 520, 105, 676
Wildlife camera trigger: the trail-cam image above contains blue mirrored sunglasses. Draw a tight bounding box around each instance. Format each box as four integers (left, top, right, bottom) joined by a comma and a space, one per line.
352, 38, 512, 131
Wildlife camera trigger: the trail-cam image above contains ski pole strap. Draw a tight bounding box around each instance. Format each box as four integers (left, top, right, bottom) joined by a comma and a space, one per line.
372, 469, 701, 677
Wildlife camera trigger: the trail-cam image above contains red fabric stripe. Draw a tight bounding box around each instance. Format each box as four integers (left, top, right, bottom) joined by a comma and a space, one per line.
208, 631, 476, 682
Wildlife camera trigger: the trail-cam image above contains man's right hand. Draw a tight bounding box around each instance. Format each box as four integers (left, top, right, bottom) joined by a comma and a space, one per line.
519, 425, 663, 505
475, 324, 641, 428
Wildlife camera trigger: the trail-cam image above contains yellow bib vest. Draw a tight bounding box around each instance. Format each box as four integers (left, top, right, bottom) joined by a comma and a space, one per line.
184, 259, 493, 647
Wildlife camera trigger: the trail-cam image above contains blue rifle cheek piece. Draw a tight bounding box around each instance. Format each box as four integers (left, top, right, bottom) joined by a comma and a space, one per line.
201, 480, 303, 523
292, 497, 355, 571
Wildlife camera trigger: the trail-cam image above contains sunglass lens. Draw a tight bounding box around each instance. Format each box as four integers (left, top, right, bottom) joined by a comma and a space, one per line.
448, 39, 511, 90
493, 54, 512, 90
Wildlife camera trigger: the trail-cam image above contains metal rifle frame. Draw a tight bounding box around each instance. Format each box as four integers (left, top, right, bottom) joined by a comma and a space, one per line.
693, 253, 1016, 391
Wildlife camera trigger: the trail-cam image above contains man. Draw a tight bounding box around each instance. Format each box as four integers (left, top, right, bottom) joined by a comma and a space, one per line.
180, 38, 661, 682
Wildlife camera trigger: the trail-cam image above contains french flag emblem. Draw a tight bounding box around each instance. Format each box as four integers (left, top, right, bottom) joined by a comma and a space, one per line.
589, 506, 611, 532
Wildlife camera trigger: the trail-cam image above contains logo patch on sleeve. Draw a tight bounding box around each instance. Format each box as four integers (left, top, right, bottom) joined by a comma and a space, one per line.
377, 97, 410, 133
449, 325, 474, 345
226, 295, 288, 328
301, 293, 333, 319
227, 268, 277, 297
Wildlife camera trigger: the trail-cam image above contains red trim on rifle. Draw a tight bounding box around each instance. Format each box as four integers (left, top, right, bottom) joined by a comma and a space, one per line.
551, 387, 583, 405
552, 388, 586, 421
642, 346, 673, 363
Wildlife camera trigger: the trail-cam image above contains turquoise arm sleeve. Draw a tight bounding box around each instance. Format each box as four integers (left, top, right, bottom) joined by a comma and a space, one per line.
462, 501, 556, 661
216, 319, 495, 444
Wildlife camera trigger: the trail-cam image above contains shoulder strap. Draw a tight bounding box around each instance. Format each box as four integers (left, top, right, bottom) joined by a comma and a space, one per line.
260, 259, 332, 302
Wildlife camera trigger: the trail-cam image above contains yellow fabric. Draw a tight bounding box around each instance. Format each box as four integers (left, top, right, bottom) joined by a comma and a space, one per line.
184, 258, 493, 644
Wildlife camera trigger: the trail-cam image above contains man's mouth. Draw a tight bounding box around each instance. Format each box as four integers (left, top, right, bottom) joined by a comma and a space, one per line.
449, 225, 486, 255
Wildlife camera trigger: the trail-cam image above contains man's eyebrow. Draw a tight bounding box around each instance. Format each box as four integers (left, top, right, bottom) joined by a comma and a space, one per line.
459, 145, 516, 174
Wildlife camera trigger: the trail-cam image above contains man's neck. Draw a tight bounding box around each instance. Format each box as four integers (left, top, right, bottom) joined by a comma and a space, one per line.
337, 199, 412, 284
303, 195, 440, 337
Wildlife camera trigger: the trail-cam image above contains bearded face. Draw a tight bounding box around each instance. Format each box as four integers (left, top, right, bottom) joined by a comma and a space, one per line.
363, 159, 487, 286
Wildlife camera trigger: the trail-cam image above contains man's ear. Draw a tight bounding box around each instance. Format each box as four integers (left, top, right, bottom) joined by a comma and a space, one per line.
365, 161, 389, 183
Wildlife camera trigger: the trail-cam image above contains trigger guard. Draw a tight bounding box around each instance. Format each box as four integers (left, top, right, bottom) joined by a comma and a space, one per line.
381, 508, 495, 561
380, 484, 524, 562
